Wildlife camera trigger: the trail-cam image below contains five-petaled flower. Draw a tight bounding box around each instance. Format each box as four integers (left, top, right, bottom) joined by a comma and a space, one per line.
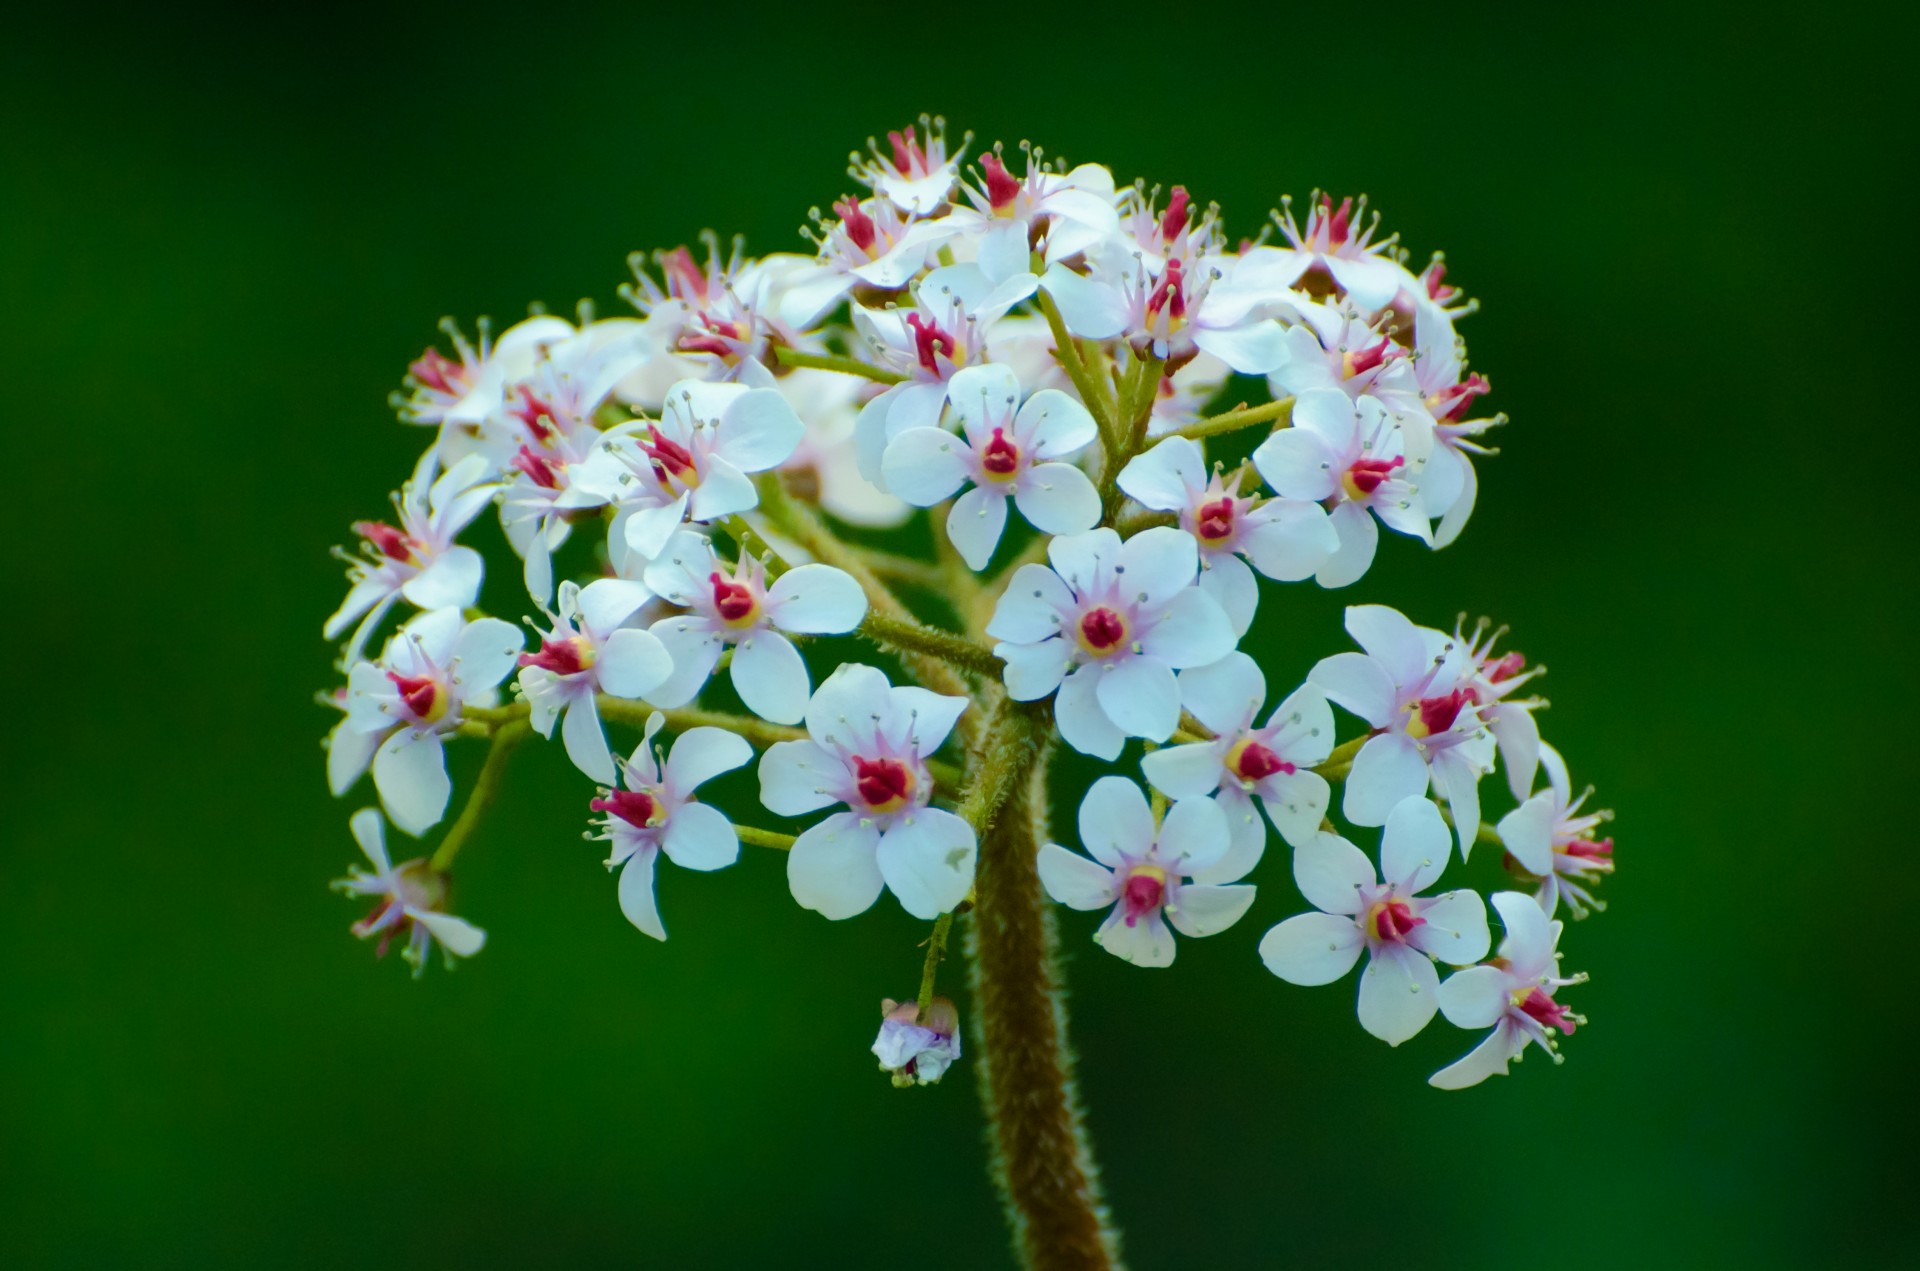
1037, 776, 1257, 968
1497, 743, 1616, 918
332, 808, 487, 976
517, 578, 674, 784
1430, 891, 1587, 1089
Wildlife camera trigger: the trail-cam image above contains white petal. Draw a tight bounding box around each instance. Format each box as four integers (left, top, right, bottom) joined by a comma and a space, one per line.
348, 807, 391, 874
1198, 552, 1257, 637
401, 547, 483, 610
1036, 844, 1118, 910
731, 632, 811, 725
1293, 830, 1375, 916
645, 616, 724, 709
1166, 882, 1256, 938
560, 695, 616, 784
576, 577, 655, 639
641, 530, 714, 605
1317, 501, 1379, 589
996, 638, 1071, 702
1117, 437, 1205, 512
1176, 651, 1264, 735
945, 484, 1010, 571
1076, 774, 1154, 868
1191, 319, 1289, 374
889, 686, 969, 753
662, 802, 741, 872
1140, 740, 1227, 800
1018, 389, 1099, 459
1157, 795, 1231, 875
1358, 942, 1440, 1046
1493, 704, 1543, 802
882, 427, 973, 506
1251, 428, 1337, 502
597, 628, 674, 700
1136, 587, 1236, 669
451, 617, 525, 692
767, 565, 868, 634
1055, 664, 1123, 759
985, 565, 1074, 643
714, 388, 806, 472
687, 456, 758, 522
757, 740, 846, 816
1496, 792, 1557, 876
1014, 463, 1101, 537
1429, 1021, 1527, 1090
1381, 796, 1451, 894
876, 808, 977, 918
1259, 913, 1364, 985
623, 493, 691, 561
1094, 908, 1177, 968
1431, 749, 1484, 861
373, 730, 451, 837
1191, 784, 1266, 884
1308, 651, 1397, 725
1040, 263, 1128, 339
1411, 890, 1491, 967
787, 812, 885, 920
1095, 655, 1181, 741
1046, 527, 1120, 596
1345, 605, 1428, 683
1343, 734, 1429, 827
1116, 526, 1199, 606
1435, 964, 1511, 1029
1492, 890, 1555, 977
1257, 769, 1331, 851
411, 908, 487, 958
665, 726, 754, 797
803, 663, 894, 751
1239, 501, 1339, 582
617, 848, 667, 940
328, 719, 383, 796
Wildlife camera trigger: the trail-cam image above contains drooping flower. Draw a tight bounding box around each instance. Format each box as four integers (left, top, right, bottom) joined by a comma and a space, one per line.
1497, 743, 1615, 918
340, 608, 525, 835
1117, 435, 1337, 633
881, 363, 1101, 569
572, 379, 806, 567
332, 808, 487, 976
642, 530, 869, 724
589, 713, 754, 940
1430, 891, 1587, 1089
1141, 652, 1335, 872
1457, 618, 1545, 800
872, 996, 962, 1087
1258, 798, 1490, 1045
516, 579, 674, 783
1308, 605, 1496, 856
986, 527, 1236, 760
325, 449, 496, 665
760, 665, 975, 920
1252, 388, 1433, 588
1409, 302, 1502, 548
1036, 776, 1254, 968
1241, 193, 1408, 310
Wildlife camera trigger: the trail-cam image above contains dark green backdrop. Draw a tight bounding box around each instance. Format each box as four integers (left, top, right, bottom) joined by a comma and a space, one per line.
5, 6, 1910, 1267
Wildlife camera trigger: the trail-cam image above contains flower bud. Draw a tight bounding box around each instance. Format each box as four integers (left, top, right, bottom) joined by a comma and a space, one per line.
871, 996, 962, 1087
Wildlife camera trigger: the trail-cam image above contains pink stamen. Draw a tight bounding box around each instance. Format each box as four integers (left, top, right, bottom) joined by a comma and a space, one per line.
641, 431, 698, 483
1344, 457, 1399, 495
709, 572, 757, 623
834, 197, 876, 252
1424, 260, 1460, 305
906, 312, 954, 375
1195, 496, 1235, 542
887, 127, 925, 176
1414, 689, 1472, 736
517, 637, 590, 676
1121, 872, 1164, 927
385, 671, 439, 721
591, 789, 660, 829
1518, 987, 1577, 1034
1564, 837, 1614, 860
854, 757, 912, 810
1319, 195, 1354, 248
1146, 258, 1186, 321
1485, 650, 1526, 683
1346, 337, 1391, 377
355, 520, 415, 561
512, 445, 564, 490
1371, 898, 1426, 943
1079, 607, 1126, 651
408, 348, 464, 395
981, 153, 1020, 209
1160, 186, 1191, 242
981, 427, 1019, 476
1433, 372, 1492, 422
660, 247, 708, 303
1233, 742, 1293, 781
508, 391, 557, 442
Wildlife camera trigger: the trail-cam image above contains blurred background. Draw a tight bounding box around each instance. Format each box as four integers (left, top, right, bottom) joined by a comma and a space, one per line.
4, 4, 1910, 1266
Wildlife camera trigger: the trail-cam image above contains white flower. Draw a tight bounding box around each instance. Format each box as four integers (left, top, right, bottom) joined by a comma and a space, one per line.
331, 808, 487, 976
908, 148, 1120, 283
1308, 605, 1497, 857
760, 665, 975, 920
1141, 652, 1335, 873
872, 996, 962, 1087
325, 449, 495, 665
339, 608, 524, 835
643, 530, 869, 724
1038, 242, 1295, 374
1264, 304, 1429, 423
849, 118, 965, 215
1258, 798, 1490, 1045
1457, 618, 1545, 800
1240, 194, 1409, 311
573, 379, 806, 566
396, 314, 575, 444
986, 527, 1236, 760
517, 579, 675, 783
589, 713, 754, 940
882, 363, 1101, 570
1036, 776, 1254, 968
1409, 302, 1500, 548
1430, 891, 1587, 1089
1252, 388, 1433, 588
1117, 435, 1338, 633
1497, 743, 1615, 918
772, 367, 912, 528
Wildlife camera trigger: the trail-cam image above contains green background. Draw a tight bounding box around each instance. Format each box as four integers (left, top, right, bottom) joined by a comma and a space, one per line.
4, 6, 1909, 1266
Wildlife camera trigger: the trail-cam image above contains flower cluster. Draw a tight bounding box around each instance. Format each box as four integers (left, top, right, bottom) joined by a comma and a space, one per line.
318, 118, 1615, 1091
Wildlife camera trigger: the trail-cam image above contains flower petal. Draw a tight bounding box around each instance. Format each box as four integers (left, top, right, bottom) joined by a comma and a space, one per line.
946, 484, 1010, 571
1259, 912, 1365, 985
1116, 437, 1205, 512
1293, 830, 1375, 916
1381, 796, 1451, 894
1014, 463, 1101, 537
876, 808, 977, 918
1140, 739, 1227, 801
1037, 844, 1118, 910
985, 565, 1074, 643
665, 726, 754, 798
560, 694, 616, 784
597, 628, 674, 700
767, 565, 868, 634
1076, 775, 1154, 868
1411, 889, 1491, 967
758, 740, 846, 817
882, 426, 973, 506
1357, 942, 1441, 1046
1308, 651, 1397, 725
1343, 734, 1429, 827
1095, 655, 1181, 741
662, 801, 741, 872
373, 730, 451, 837
617, 847, 666, 940
787, 812, 885, 920
1056, 664, 1125, 760
731, 632, 811, 726
1166, 882, 1256, 938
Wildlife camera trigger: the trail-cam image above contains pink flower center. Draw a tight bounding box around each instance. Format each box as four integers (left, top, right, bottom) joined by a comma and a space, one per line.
1424, 260, 1459, 304
386, 670, 445, 724
906, 312, 955, 375
1564, 837, 1614, 861
1484, 651, 1526, 683
980, 427, 1020, 479
853, 757, 915, 813
508, 391, 557, 442
1341, 336, 1391, 379
1406, 689, 1472, 740
355, 520, 416, 562
1430, 371, 1492, 422
591, 789, 664, 829
408, 348, 466, 395
709, 572, 759, 626
1341, 457, 1399, 499
513, 445, 565, 490
641, 431, 699, 484
660, 246, 710, 304
1516, 987, 1577, 1035
834, 197, 876, 253
1076, 606, 1128, 655
981, 152, 1020, 210
1159, 186, 1191, 242
1121, 867, 1166, 926
1315, 194, 1354, 249
1228, 739, 1293, 782
1366, 898, 1425, 944
1146, 258, 1187, 322
1195, 496, 1236, 542
518, 636, 592, 676
887, 126, 928, 176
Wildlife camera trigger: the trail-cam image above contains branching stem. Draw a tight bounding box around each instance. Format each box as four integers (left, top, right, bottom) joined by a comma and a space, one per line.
430, 720, 529, 873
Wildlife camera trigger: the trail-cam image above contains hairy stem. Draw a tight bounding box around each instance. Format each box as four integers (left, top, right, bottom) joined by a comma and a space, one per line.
1175, 395, 1293, 442
964, 699, 1117, 1271
858, 611, 1004, 678
772, 346, 906, 384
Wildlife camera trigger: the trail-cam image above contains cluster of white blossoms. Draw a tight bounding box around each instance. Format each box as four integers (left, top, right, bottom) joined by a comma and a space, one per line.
320, 118, 1616, 1090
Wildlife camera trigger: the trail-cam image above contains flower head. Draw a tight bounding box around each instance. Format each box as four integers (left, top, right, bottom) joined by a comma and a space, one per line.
332, 809, 486, 976
1497, 743, 1615, 918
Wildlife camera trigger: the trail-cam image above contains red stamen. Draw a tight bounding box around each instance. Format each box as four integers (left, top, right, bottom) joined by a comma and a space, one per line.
408, 348, 464, 395
1147, 258, 1187, 321
1344, 457, 1399, 495
591, 789, 661, 829
1079, 607, 1126, 651
355, 520, 415, 562
1233, 741, 1293, 781
508, 391, 557, 441
1414, 689, 1472, 736
905, 312, 954, 375
385, 671, 439, 721
641, 431, 698, 482
1323, 195, 1354, 247
1564, 837, 1614, 860
1518, 987, 1576, 1034
981, 427, 1019, 476
709, 572, 757, 623
887, 126, 924, 175
660, 247, 708, 303
1346, 337, 1390, 377
1159, 186, 1191, 242
1424, 260, 1460, 305
1370, 898, 1426, 943
982, 153, 1020, 209
512, 445, 564, 490
1195, 496, 1236, 542
853, 757, 913, 810
517, 637, 589, 676
834, 197, 876, 252
1485, 651, 1526, 683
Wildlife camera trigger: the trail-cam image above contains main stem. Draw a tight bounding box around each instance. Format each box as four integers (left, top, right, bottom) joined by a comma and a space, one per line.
965, 701, 1117, 1271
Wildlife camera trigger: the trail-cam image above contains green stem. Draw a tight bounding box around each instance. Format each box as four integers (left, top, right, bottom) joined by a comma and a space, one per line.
1038, 287, 1118, 445
1176, 395, 1293, 442
735, 825, 797, 851
858, 611, 1003, 678
915, 911, 955, 1019
429, 720, 529, 872
773, 346, 906, 384
1439, 807, 1506, 850
1313, 733, 1372, 781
